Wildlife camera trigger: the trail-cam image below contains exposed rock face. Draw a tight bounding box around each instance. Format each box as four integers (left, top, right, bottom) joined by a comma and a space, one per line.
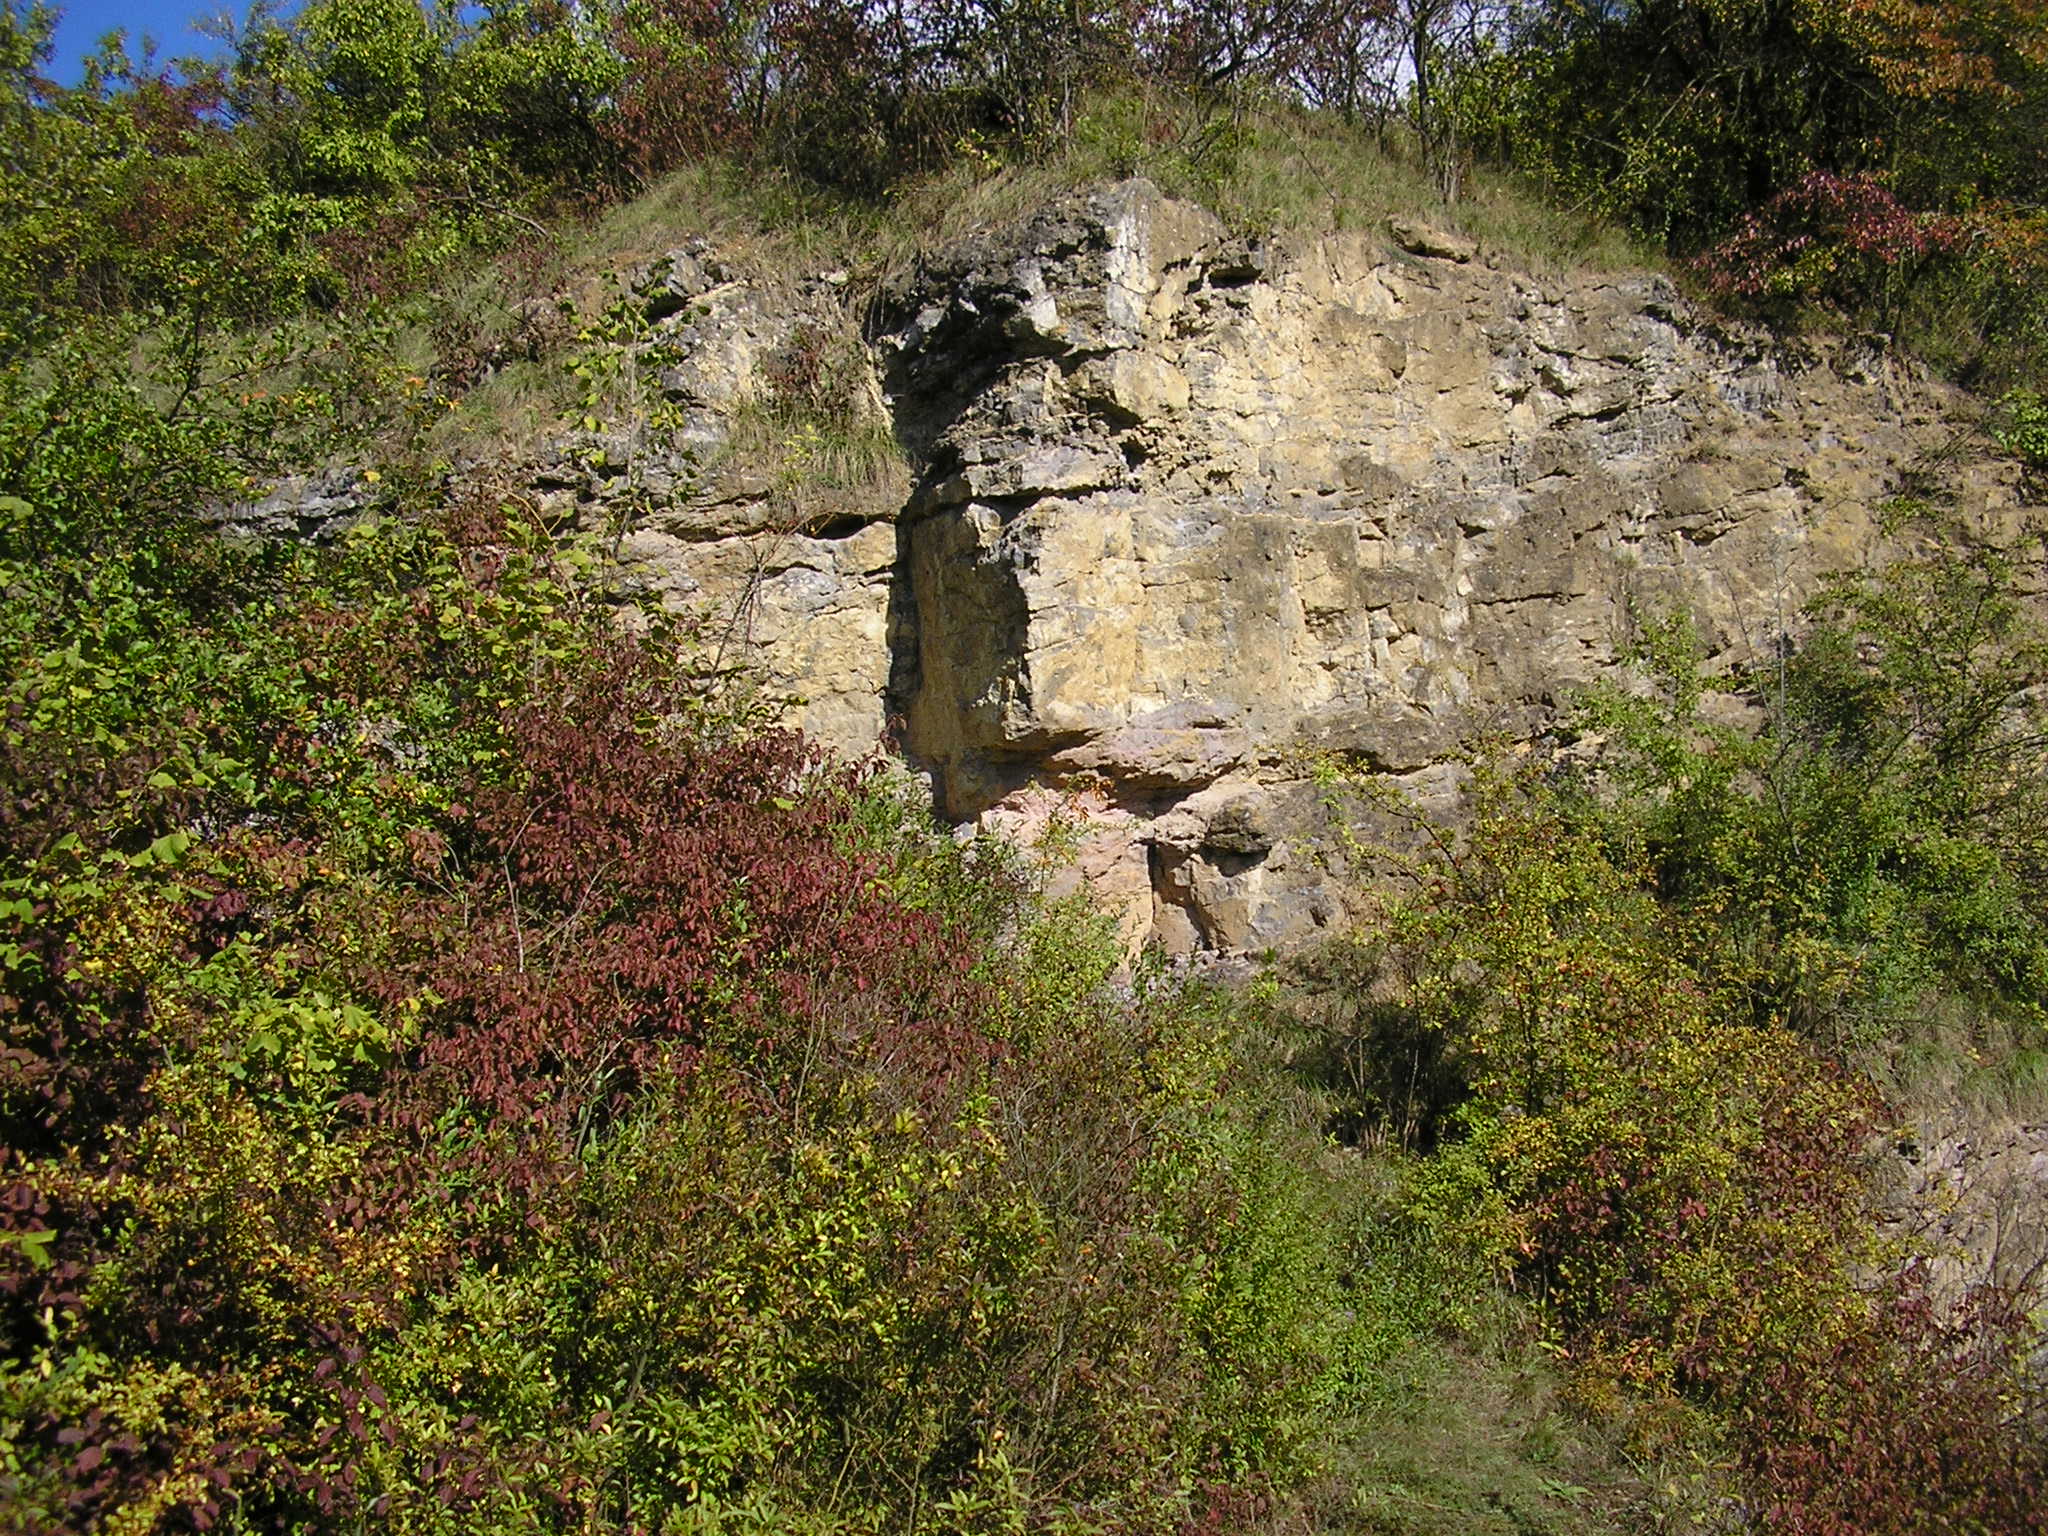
449, 180, 2037, 955
211, 467, 379, 543
863, 180, 2023, 952
1879, 1117, 2048, 1309
496, 252, 908, 753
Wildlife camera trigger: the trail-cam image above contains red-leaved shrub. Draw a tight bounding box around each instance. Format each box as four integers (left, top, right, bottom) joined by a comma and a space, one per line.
1693, 171, 1963, 316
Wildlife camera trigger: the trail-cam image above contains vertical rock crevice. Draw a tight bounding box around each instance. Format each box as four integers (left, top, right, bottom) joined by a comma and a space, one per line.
857, 181, 2037, 952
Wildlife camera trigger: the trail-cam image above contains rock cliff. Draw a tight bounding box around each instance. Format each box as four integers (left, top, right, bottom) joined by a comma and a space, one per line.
869, 179, 1972, 956
386, 180, 2047, 955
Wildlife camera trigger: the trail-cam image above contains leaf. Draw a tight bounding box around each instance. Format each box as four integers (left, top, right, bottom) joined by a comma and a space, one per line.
8, 1229, 55, 1269
136, 829, 195, 868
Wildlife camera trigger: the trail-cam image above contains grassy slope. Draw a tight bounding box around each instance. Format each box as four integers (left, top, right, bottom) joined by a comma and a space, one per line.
416, 94, 1653, 462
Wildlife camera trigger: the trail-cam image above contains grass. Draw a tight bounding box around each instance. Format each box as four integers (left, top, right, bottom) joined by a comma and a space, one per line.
476, 82, 1661, 334
426, 357, 573, 458
1848, 989, 2048, 1128
877, 88, 1657, 278
722, 403, 907, 497
1310, 1342, 1650, 1536
1283, 1156, 1665, 1536
1214, 991, 1661, 1536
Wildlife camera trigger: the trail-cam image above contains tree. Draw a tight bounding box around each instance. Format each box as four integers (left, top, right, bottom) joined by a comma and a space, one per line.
1482, 0, 2048, 240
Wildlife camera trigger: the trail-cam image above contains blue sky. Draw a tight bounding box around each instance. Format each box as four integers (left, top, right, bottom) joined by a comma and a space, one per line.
45, 0, 237, 81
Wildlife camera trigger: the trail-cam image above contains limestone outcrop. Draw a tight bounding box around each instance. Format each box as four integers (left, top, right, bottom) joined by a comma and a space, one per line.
875, 180, 2033, 952
470, 180, 2041, 954
497, 249, 909, 756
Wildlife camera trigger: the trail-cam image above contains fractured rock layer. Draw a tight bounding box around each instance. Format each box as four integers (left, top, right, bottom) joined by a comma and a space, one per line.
862, 179, 2028, 952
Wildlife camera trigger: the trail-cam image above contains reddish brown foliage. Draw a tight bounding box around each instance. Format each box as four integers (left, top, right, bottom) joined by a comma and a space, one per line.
361, 649, 996, 1142
1693, 171, 1964, 310
1740, 1276, 2048, 1535
603, 0, 744, 182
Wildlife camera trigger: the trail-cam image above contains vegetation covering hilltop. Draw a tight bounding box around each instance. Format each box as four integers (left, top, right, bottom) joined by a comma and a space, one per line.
3, 0, 2048, 1532
7, 0, 2048, 367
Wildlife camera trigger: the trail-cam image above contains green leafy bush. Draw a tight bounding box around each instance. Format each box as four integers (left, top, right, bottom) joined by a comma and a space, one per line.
1307, 744, 2047, 1529
1580, 538, 2048, 1057
0, 315, 1352, 1531
1995, 388, 2048, 468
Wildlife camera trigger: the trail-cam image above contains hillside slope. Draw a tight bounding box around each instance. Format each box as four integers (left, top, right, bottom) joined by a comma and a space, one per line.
247, 179, 2043, 958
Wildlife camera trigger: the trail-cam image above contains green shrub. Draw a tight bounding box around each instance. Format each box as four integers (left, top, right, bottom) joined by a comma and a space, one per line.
1578, 535, 2048, 1059
1305, 744, 2048, 1528
0, 321, 1351, 1529
1995, 388, 2048, 468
